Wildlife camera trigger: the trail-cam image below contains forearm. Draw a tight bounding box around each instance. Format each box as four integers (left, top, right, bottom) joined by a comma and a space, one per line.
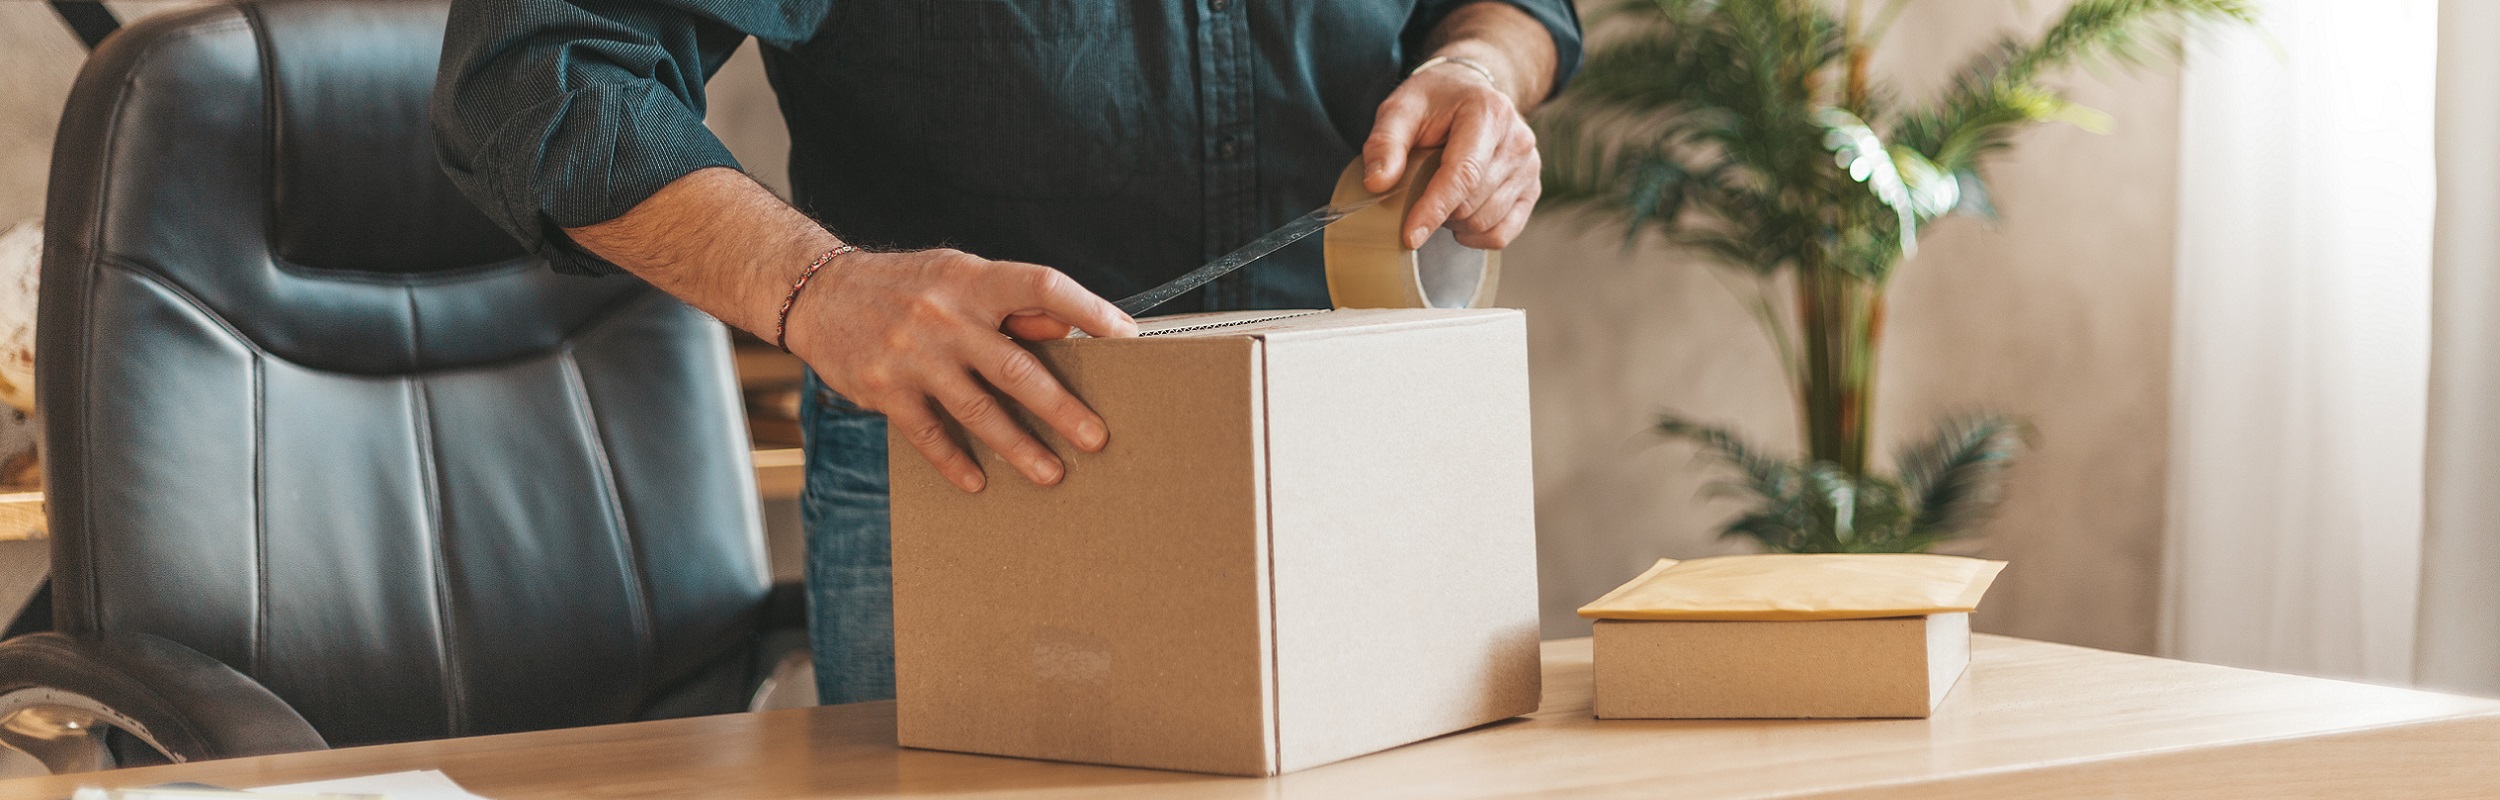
561, 167, 839, 343
1423, 2, 1561, 112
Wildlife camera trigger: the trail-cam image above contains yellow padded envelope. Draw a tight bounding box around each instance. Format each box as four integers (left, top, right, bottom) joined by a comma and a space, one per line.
1576, 554, 2007, 622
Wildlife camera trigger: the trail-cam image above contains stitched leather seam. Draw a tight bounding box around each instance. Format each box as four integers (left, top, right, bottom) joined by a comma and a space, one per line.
558, 349, 660, 710
264, 252, 545, 287
249, 353, 267, 679
93, 255, 663, 376
243, 0, 270, 658
243, 2, 283, 305
93, 259, 267, 362
409, 373, 464, 738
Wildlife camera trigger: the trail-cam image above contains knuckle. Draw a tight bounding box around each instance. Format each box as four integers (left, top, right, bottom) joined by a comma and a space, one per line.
905, 294, 949, 322
949, 391, 1006, 429
903, 420, 951, 450
854, 367, 897, 397
1024, 266, 1069, 298
995, 348, 1047, 388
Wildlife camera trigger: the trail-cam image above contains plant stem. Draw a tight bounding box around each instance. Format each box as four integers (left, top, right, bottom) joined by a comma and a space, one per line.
1859, 285, 1887, 473
1843, 0, 1871, 111
1796, 251, 1879, 476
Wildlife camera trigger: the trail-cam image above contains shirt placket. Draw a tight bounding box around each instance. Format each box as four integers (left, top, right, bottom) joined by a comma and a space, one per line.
1195, 0, 1259, 311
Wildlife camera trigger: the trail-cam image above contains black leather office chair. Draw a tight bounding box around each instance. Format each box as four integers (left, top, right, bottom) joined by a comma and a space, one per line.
0, 0, 804, 774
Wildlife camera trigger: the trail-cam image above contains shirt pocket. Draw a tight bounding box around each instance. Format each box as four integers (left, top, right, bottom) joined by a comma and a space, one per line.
915, 0, 1148, 200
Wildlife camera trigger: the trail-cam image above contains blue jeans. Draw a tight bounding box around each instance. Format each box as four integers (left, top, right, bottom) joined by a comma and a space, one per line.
798, 372, 895, 705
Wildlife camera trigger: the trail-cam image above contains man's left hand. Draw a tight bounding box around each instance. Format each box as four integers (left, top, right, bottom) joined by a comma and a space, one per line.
1366, 0, 1562, 252
1363, 61, 1541, 251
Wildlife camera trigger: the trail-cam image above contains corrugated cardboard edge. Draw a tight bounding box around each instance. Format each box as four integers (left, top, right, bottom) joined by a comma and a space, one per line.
1255, 335, 1282, 776
1246, 307, 1515, 343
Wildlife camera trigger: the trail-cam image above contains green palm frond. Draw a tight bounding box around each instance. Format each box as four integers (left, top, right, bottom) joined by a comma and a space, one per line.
1895, 414, 2029, 538
1657, 414, 1797, 505
1563, 0, 2244, 553
1662, 413, 1942, 553
1893, 0, 2255, 173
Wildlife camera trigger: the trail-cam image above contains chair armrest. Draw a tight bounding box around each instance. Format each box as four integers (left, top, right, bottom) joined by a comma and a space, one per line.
763, 579, 807, 633
748, 580, 814, 710
0, 632, 325, 770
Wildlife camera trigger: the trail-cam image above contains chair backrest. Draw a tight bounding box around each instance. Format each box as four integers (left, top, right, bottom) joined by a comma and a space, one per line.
36, 0, 771, 747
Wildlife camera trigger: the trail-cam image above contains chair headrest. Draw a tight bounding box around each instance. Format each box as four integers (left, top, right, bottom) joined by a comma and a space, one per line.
258, 1, 526, 275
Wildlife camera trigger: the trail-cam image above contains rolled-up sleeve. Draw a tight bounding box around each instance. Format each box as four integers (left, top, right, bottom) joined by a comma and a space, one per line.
432, 1, 828, 274
1405, 0, 1586, 100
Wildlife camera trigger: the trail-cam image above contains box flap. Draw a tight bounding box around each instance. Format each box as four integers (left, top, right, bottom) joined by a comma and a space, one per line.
1133, 308, 1514, 341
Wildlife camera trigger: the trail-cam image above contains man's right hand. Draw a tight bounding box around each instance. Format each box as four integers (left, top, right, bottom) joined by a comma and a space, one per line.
781, 249, 1137, 493
562, 168, 1134, 494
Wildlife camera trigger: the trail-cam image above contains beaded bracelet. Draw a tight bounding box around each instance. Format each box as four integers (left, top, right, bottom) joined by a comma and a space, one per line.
773, 244, 860, 353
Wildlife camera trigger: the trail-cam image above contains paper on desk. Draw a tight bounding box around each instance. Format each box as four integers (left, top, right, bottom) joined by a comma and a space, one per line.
1576, 554, 2006, 621
252, 770, 490, 800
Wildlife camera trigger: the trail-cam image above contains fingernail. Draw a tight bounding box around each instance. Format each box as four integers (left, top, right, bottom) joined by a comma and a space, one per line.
1034, 458, 1064, 485
957, 472, 985, 493
1409, 227, 1429, 247
1076, 419, 1107, 451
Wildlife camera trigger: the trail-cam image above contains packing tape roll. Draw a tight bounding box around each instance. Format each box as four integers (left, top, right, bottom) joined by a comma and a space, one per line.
1324, 148, 1502, 309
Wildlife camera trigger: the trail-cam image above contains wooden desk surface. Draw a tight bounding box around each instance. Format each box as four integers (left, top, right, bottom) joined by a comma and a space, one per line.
6, 635, 2498, 799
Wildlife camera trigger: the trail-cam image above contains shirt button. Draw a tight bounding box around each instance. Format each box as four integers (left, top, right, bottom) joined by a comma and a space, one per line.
1216, 137, 1241, 159
1209, 0, 1230, 10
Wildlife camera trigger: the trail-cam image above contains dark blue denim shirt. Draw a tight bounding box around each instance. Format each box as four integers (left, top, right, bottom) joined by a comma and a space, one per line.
434, 1, 1581, 312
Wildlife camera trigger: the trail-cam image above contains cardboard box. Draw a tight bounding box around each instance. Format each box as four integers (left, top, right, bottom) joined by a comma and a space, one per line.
888, 308, 1542, 776
1591, 612, 1971, 719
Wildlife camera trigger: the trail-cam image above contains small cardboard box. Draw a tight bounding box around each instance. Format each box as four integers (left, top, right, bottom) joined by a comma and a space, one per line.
888, 308, 1542, 776
1591, 613, 1971, 719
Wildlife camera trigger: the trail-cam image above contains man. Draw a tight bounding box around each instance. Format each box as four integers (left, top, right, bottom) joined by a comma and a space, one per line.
434, 0, 1581, 706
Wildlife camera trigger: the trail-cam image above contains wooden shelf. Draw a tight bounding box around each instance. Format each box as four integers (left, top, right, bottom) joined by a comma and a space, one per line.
752, 447, 804, 501
0, 449, 808, 543
0, 492, 38, 543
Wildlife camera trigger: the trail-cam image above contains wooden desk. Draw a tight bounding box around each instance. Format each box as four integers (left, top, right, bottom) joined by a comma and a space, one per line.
5, 636, 2497, 799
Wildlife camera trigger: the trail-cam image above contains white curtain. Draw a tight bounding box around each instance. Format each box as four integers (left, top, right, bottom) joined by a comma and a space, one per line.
2163, 0, 2439, 683
2415, 0, 2500, 696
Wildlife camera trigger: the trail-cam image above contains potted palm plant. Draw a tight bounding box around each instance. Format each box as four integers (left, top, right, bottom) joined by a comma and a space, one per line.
1539, 0, 2253, 553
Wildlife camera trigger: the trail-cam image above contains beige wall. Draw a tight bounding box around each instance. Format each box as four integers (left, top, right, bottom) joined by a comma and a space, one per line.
0, 2, 209, 227
1515, 1, 2181, 650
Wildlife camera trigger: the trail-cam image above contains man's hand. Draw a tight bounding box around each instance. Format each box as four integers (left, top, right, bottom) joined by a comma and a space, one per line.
1362, 2, 1561, 251
782, 249, 1136, 493
563, 168, 1135, 494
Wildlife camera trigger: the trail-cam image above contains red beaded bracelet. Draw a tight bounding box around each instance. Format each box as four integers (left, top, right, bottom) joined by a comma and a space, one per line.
773, 244, 859, 353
